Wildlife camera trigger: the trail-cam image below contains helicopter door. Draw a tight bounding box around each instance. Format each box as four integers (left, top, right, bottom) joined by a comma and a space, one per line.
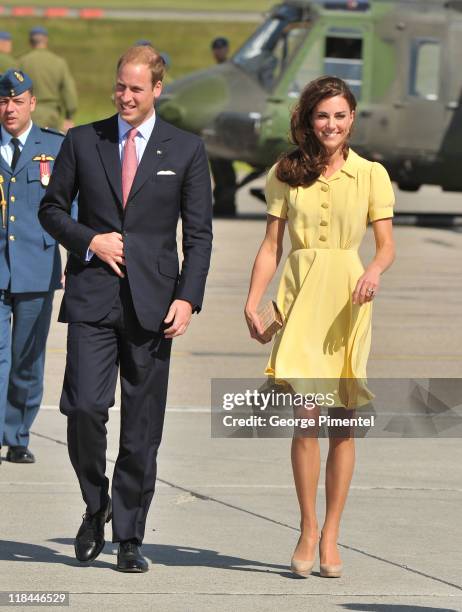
395, 34, 444, 151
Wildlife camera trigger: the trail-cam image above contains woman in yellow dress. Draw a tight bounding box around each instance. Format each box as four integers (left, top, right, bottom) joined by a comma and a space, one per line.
244, 76, 396, 578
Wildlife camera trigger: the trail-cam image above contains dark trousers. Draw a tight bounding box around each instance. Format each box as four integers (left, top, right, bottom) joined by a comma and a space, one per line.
60, 277, 172, 544
0, 290, 54, 448
210, 157, 236, 213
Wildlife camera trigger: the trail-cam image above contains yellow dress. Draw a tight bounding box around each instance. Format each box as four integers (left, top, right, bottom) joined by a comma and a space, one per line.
264, 148, 395, 408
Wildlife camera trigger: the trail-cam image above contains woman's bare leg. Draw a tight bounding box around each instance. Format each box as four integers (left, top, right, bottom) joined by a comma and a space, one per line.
320, 409, 356, 565
291, 407, 321, 559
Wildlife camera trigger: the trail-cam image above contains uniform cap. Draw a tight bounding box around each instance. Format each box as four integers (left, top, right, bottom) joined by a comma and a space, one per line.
159, 52, 170, 68
0, 31, 12, 41
211, 37, 229, 50
0, 69, 33, 97
135, 39, 152, 47
30, 26, 48, 36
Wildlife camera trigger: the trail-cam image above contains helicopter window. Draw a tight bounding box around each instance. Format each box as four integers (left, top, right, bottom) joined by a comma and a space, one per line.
324, 34, 363, 99
232, 16, 310, 91
409, 39, 441, 101
289, 38, 324, 98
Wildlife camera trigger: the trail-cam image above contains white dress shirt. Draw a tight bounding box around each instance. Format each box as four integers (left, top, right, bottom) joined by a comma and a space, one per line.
0, 121, 33, 167
118, 111, 156, 164
86, 112, 157, 261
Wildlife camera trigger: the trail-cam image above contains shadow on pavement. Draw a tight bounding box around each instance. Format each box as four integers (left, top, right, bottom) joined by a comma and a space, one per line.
0, 537, 297, 576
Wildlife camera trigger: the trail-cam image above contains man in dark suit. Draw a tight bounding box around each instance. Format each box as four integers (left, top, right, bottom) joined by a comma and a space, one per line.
39, 46, 213, 572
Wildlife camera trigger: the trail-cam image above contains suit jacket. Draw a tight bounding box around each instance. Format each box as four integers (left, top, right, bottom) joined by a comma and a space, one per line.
0, 124, 62, 293
38, 114, 213, 331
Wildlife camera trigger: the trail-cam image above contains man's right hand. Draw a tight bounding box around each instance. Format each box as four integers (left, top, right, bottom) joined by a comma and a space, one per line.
88, 232, 125, 277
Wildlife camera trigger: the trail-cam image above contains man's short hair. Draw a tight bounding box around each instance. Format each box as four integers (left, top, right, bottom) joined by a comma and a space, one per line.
211, 37, 229, 50
117, 46, 165, 86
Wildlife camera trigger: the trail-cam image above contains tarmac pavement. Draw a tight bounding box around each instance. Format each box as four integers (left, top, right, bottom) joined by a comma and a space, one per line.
0, 182, 461, 611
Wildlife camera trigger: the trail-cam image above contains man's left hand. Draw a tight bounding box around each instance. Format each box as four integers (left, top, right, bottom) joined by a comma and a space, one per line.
163, 299, 193, 338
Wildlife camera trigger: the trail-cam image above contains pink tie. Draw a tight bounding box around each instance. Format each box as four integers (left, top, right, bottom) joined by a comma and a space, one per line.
122, 127, 138, 207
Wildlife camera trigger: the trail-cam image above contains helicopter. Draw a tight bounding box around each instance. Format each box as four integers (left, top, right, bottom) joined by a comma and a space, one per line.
157, 0, 462, 210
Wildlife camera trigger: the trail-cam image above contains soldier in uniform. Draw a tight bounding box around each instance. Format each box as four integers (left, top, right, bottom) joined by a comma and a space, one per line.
0, 32, 14, 74
0, 69, 63, 464
18, 26, 78, 132
209, 37, 237, 217
211, 36, 229, 64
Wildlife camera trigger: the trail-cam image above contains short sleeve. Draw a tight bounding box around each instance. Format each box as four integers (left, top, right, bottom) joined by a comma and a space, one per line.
368, 162, 395, 222
265, 163, 289, 219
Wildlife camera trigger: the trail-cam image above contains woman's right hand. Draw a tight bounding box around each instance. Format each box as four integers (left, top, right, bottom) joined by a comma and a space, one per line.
244, 307, 271, 344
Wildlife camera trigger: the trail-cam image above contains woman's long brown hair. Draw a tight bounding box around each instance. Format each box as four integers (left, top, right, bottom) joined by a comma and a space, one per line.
276, 76, 357, 187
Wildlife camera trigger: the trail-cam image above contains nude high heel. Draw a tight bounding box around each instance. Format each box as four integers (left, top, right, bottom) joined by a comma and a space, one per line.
291, 556, 316, 578
319, 562, 343, 578
290, 534, 317, 578
319, 533, 342, 578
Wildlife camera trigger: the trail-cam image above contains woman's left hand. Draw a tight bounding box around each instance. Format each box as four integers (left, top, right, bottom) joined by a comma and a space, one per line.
352, 266, 380, 305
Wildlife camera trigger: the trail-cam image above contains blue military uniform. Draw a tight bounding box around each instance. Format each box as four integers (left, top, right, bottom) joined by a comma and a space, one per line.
0, 69, 64, 459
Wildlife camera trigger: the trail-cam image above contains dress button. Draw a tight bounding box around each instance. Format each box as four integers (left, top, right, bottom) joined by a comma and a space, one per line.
320, 220, 328, 226
321, 185, 329, 192
11, 177, 16, 183
321, 203, 329, 209
10, 215, 15, 222
10, 196, 15, 202
9, 235, 15, 241
319, 235, 327, 241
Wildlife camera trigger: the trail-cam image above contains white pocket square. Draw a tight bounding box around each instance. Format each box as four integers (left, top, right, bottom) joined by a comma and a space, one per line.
157, 170, 176, 175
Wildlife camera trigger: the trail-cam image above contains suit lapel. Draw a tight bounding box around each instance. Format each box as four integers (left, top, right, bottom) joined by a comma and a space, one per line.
127, 117, 173, 203
95, 115, 123, 206
0, 129, 12, 175
0, 152, 11, 177
8, 123, 42, 177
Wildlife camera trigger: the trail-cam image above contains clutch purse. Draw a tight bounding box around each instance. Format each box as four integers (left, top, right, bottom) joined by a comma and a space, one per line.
257, 300, 284, 341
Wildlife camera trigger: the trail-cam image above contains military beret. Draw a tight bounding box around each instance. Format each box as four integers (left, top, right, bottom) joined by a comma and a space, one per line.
0, 69, 33, 97
30, 26, 48, 36
0, 31, 12, 41
211, 37, 229, 50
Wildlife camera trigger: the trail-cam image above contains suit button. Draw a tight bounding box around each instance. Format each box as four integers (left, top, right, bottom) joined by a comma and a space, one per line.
321, 185, 329, 192
319, 235, 327, 241
321, 203, 329, 209
9, 235, 15, 241
320, 220, 328, 226
10, 215, 15, 222
11, 177, 16, 183
10, 196, 15, 202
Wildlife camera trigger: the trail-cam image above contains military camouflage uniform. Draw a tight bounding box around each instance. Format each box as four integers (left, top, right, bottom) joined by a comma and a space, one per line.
0, 52, 15, 74
18, 48, 77, 130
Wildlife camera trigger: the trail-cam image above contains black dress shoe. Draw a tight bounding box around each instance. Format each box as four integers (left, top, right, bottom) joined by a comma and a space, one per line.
117, 540, 148, 573
7, 446, 35, 463
74, 498, 112, 563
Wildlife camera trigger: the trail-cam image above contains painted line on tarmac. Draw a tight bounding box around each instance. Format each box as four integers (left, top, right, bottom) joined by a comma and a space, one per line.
51, 593, 462, 598
38, 404, 462, 417
45, 347, 462, 360
2, 481, 462, 493
28, 429, 462, 594
40, 404, 209, 412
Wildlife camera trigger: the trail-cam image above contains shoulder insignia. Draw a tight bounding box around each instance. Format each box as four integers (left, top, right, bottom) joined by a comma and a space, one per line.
40, 127, 65, 137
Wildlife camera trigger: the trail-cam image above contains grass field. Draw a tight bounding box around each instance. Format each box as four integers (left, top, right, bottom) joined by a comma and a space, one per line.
4, 0, 273, 11
3, 18, 255, 125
